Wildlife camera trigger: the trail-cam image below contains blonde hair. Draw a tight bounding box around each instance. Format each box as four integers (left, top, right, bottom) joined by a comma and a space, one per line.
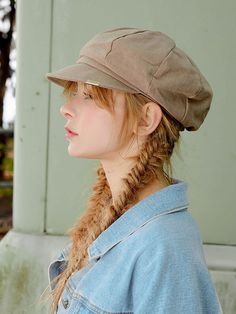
39, 80, 184, 313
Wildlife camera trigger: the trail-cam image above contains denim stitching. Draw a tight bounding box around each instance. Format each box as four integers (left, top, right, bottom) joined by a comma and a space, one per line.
94, 204, 189, 258
66, 282, 133, 314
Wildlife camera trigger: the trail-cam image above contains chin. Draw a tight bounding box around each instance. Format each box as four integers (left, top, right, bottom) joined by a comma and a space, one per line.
67, 148, 91, 159
67, 147, 80, 158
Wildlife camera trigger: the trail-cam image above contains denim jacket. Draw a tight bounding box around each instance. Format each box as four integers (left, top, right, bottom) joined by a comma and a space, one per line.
48, 178, 223, 314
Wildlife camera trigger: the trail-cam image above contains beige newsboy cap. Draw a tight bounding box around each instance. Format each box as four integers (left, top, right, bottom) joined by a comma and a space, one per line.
46, 27, 213, 131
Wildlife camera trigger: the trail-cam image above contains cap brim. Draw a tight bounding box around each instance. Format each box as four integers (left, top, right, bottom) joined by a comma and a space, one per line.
46, 62, 138, 94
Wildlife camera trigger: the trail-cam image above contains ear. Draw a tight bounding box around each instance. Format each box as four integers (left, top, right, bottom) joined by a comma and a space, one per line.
136, 102, 163, 136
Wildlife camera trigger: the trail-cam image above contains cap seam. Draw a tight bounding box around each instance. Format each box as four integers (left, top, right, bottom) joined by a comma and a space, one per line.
180, 76, 204, 123
185, 55, 203, 98
147, 44, 176, 93
78, 58, 142, 93
190, 73, 203, 98
105, 30, 147, 59
180, 99, 189, 123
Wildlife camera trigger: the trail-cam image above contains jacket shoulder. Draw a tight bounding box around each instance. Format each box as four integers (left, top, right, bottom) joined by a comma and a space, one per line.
131, 211, 222, 313
132, 209, 204, 257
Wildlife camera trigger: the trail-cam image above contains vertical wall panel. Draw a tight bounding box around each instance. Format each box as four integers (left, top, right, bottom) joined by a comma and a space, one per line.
13, 0, 53, 232
45, 0, 236, 244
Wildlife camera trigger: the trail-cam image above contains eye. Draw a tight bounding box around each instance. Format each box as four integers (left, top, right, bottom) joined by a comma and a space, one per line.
69, 91, 93, 100
83, 91, 93, 99
70, 92, 78, 98
83, 92, 92, 99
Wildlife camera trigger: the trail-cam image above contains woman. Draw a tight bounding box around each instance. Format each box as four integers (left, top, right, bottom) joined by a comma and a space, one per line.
43, 27, 222, 313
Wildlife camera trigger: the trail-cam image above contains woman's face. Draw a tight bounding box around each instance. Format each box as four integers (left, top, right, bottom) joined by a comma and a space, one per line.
60, 84, 128, 160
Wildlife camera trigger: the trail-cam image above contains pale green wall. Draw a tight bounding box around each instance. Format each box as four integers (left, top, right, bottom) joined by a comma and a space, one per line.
3, 1, 234, 313
14, 0, 236, 244
13, 0, 52, 233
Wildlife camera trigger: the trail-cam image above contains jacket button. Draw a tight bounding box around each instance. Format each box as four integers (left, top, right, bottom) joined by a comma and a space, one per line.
62, 298, 69, 309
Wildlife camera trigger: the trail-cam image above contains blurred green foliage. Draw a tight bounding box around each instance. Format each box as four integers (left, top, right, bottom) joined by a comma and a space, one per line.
0, 188, 12, 198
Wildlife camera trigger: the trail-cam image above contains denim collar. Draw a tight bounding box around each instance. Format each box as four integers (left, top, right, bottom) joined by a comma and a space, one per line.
87, 178, 189, 262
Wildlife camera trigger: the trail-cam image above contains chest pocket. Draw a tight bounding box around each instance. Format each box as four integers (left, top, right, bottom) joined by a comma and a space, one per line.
49, 244, 133, 314
57, 279, 133, 314
57, 291, 95, 314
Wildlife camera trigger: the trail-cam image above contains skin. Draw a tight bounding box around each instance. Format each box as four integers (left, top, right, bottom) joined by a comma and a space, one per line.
60, 84, 169, 205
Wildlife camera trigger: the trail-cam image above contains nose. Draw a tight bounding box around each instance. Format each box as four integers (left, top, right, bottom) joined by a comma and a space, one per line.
60, 101, 74, 119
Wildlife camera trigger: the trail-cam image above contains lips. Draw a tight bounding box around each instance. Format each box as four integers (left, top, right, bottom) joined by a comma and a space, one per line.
64, 126, 78, 135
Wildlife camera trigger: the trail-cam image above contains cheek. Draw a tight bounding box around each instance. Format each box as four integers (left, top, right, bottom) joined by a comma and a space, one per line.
75, 106, 121, 151
80, 106, 114, 135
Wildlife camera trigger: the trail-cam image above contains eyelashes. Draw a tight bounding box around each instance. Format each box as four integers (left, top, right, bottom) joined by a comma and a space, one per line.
70, 91, 93, 99
83, 91, 93, 99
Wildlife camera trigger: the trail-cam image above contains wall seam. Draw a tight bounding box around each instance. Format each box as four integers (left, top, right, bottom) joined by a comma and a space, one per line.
44, 0, 54, 233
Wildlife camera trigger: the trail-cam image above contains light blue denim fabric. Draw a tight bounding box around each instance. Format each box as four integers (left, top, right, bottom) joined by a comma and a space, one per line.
48, 178, 223, 314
